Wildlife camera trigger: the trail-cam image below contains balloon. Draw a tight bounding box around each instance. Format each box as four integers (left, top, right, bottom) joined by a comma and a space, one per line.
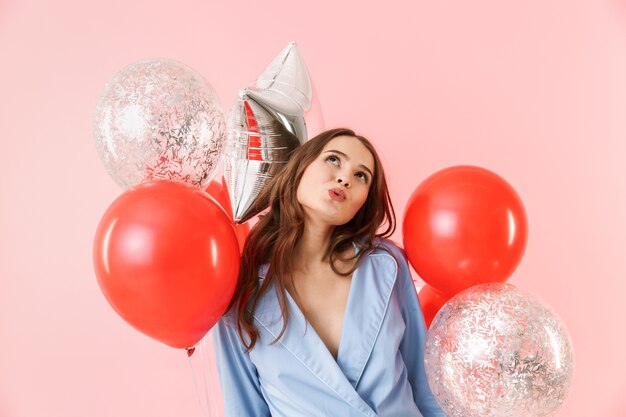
205, 176, 250, 253
224, 41, 324, 223
93, 181, 240, 349
402, 165, 528, 296
94, 59, 226, 189
424, 283, 574, 417
304, 79, 326, 139
417, 285, 451, 328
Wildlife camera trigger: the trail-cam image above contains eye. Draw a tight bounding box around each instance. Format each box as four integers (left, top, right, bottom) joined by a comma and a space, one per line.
355, 171, 369, 183
326, 154, 340, 165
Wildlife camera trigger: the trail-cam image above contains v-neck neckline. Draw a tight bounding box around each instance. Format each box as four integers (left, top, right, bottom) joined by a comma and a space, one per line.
253, 240, 398, 401
283, 241, 362, 362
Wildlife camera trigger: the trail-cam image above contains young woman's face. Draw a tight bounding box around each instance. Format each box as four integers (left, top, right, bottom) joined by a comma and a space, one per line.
297, 135, 375, 226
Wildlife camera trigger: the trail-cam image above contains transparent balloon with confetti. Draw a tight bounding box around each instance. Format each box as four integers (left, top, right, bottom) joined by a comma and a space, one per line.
94, 58, 226, 189
424, 283, 574, 417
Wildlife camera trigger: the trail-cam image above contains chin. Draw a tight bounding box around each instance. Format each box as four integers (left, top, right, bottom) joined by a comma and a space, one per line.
300, 198, 359, 225
327, 213, 355, 226
303, 207, 351, 226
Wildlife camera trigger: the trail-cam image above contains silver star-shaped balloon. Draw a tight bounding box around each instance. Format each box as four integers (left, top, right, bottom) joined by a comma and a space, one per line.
224, 42, 315, 223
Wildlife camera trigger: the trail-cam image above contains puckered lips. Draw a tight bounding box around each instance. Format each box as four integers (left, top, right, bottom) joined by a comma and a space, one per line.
328, 187, 346, 202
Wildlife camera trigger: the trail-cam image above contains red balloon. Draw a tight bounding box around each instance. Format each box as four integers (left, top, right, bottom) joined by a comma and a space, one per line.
418, 285, 451, 328
403, 166, 528, 296
93, 181, 240, 349
205, 176, 250, 253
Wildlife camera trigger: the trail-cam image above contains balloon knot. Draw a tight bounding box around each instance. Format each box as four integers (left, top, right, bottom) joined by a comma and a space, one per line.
186, 347, 195, 357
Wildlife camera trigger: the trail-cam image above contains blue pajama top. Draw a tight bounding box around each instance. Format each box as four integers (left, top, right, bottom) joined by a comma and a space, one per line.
212, 238, 447, 417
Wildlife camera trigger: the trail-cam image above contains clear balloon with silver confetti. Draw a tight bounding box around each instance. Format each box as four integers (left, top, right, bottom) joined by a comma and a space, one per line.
424, 283, 574, 417
94, 59, 226, 189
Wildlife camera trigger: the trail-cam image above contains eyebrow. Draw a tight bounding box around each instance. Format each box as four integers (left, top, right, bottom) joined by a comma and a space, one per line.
323, 150, 374, 177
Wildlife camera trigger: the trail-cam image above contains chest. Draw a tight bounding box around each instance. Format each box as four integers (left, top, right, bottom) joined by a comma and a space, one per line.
286, 268, 353, 359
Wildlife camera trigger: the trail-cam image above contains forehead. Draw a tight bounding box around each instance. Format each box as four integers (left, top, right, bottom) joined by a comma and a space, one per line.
322, 136, 375, 171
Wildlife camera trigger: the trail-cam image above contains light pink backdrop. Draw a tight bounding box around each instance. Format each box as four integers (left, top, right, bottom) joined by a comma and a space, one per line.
2, 0, 625, 416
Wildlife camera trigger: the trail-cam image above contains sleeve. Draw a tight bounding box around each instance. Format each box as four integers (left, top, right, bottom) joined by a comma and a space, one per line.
394, 247, 448, 417
211, 316, 271, 417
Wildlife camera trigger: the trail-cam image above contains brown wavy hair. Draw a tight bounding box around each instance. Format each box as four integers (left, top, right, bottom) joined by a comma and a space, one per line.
227, 128, 396, 352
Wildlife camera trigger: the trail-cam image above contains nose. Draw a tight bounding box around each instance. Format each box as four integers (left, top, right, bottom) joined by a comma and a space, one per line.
337, 177, 349, 188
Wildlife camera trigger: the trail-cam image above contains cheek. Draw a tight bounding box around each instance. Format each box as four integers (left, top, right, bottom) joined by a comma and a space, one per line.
297, 164, 326, 194
351, 188, 370, 211
296, 172, 316, 205
296, 181, 307, 205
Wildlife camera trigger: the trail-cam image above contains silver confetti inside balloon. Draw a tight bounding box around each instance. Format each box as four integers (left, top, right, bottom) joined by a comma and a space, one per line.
425, 283, 574, 417
224, 42, 323, 223
94, 59, 226, 189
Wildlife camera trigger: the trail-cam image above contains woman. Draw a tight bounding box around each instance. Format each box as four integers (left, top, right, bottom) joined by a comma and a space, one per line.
213, 128, 446, 417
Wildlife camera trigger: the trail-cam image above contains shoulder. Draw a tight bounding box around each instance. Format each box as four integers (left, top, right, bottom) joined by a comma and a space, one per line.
366, 237, 406, 262
354, 237, 406, 272
364, 237, 414, 286
218, 307, 239, 329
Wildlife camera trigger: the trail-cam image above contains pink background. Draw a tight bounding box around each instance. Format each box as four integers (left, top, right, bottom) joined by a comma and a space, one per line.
1, 0, 625, 416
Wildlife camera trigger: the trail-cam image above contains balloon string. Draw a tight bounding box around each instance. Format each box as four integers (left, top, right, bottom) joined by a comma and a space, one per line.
202, 336, 220, 417
187, 332, 221, 417
187, 347, 209, 417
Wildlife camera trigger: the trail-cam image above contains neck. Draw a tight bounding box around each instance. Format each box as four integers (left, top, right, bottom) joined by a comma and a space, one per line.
293, 217, 335, 271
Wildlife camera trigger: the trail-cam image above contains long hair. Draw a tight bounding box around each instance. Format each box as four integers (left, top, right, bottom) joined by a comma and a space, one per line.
228, 128, 396, 351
